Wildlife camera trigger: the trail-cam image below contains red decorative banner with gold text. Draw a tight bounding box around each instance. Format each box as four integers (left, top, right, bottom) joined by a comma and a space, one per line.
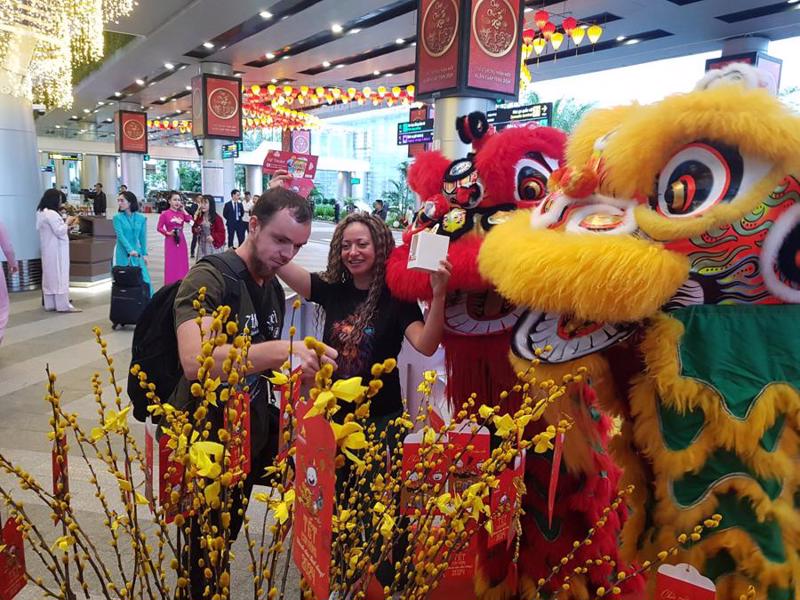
115, 110, 148, 154
416, 0, 461, 96
467, 0, 522, 96
205, 75, 243, 139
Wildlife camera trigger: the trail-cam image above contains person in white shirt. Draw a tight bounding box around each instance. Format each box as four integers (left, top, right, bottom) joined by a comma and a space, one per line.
36, 189, 81, 313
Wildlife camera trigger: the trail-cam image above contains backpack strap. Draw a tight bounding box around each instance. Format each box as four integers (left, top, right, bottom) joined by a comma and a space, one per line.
199, 253, 246, 316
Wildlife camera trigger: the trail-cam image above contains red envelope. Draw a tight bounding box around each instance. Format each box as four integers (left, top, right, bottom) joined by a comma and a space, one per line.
489, 450, 526, 548
448, 423, 490, 497
400, 431, 450, 515
0, 518, 27, 600
656, 563, 716, 600
443, 529, 478, 581
224, 391, 251, 481
158, 436, 189, 524
292, 416, 336, 600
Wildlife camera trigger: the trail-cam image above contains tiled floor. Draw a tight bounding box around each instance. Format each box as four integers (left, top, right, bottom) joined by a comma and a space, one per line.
0, 214, 340, 599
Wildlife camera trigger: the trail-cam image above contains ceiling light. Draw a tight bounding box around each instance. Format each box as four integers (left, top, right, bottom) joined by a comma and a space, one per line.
55, 125, 61, 129
624, 38, 640, 45
140, 105, 145, 109
82, 108, 90, 113
789, 0, 800, 4
373, 70, 380, 75
349, 28, 361, 34
386, 73, 393, 77
336, 64, 345, 69
97, 101, 104, 105
322, 61, 331, 67
175, 110, 182, 114
259, 10, 273, 18
202, 41, 214, 49
164, 62, 175, 69
179, 65, 187, 70
71, 115, 78, 119
616, 35, 626, 42
524, 6, 533, 12
135, 78, 145, 85
159, 96, 167, 101
266, 52, 275, 59
395, 38, 404, 44
79, 129, 86, 134
331, 23, 343, 33
282, 55, 290, 60
271, 78, 278, 83
148, 82, 156, 86
104, 118, 113, 122
234, 72, 242, 77
114, 91, 121, 97
185, 85, 192, 90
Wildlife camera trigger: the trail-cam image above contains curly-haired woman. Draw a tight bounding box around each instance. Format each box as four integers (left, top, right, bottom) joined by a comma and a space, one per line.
278, 212, 450, 422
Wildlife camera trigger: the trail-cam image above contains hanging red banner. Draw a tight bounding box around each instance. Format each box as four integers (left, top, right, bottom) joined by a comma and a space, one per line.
115, 110, 148, 154
416, 0, 461, 96
467, 0, 523, 96
191, 74, 243, 140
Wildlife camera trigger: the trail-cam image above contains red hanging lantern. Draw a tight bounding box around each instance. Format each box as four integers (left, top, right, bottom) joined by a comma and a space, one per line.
534, 10, 549, 30
562, 17, 577, 35
523, 28, 535, 45
542, 21, 556, 39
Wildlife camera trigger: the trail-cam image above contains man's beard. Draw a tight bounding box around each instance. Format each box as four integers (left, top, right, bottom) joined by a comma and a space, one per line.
250, 252, 276, 281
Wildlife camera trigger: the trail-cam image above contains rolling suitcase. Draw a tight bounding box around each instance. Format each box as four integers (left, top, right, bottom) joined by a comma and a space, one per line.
110, 260, 150, 329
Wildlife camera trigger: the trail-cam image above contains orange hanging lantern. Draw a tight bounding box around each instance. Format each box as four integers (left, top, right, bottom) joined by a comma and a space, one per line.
283, 85, 293, 96
315, 86, 325, 97
562, 17, 577, 35
587, 24, 603, 44
362, 86, 372, 97
331, 87, 341, 98
406, 84, 415, 97
523, 28, 535, 45
391, 86, 401, 98
347, 87, 357, 99
377, 86, 387, 97
541, 21, 556, 39
251, 84, 261, 95
534, 10, 549, 30
550, 31, 564, 51
532, 37, 547, 56
146, 120, 152, 127
299, 85, 309, 95
267, 84, 276, 95
570, 25, 586, 46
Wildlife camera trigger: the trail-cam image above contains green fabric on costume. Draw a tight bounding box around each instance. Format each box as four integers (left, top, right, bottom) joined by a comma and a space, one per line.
759, 415, 786, 453
711, 493, 786, 563
657, 399, 705, 451
672, 449, 782, 507
674, 304, 800, 418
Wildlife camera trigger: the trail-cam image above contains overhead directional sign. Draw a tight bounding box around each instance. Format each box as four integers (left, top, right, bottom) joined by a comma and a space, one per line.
487, 102, 552, 130
397, 118, 434, 145
221, 142, 239, 159
48, 152, 82, 161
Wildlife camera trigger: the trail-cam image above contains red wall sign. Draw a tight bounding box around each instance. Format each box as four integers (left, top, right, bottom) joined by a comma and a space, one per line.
416, 0, 461, 96
191, 74, 243, 140
467, 0, 522, 96
115, 110, 148, 154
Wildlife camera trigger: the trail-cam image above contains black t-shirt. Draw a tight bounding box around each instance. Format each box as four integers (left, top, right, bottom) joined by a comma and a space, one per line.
309, 273, 422, 417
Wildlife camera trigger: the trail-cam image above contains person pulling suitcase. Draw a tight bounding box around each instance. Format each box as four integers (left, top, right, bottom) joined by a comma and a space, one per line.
111, 191, 152, 328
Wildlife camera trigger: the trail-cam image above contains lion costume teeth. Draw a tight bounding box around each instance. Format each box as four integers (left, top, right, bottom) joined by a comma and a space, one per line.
479, 65, 800, 600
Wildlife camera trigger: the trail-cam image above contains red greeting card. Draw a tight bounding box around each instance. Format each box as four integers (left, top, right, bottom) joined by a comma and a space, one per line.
158, 436, 189, 524
400, 430, 449, 516
444, 529, 478, 581
224, 391, 251, 481
0, 518, 26, 600
489, 450, 526, 548
448, 422, 489, 496
262, 150, 318, 179
292, 416, 336, 600
656, 564, 716, 600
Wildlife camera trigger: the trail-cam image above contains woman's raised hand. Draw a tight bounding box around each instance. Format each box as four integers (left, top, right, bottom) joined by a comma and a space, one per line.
429, 260, 452, 299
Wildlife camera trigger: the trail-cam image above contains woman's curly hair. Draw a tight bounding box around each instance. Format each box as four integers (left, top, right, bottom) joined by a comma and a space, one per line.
319, 213, 396, 356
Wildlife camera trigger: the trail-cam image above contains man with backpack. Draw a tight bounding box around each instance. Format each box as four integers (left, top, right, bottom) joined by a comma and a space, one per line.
169, 182, 336, 597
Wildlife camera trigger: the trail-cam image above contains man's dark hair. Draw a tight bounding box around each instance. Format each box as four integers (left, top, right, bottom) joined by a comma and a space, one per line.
95, 182, 103, 189
37, 188, 63, 212
119, 184, 127, 191
121, 190, 139, 212
231, 189, 240, 197
374, 199, 384, 206
252, 187, 311, 225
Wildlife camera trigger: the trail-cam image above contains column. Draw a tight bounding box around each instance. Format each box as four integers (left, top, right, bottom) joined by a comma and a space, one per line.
198, 62, 235, 202
337, 171, 352, 201
81, 154, 99, 189
39, 152, 53, 191
0, 31, 42, 289
433, 97, 492, 159
98, 155, 118, 199
166, 159, 180, 191
245, 165, 262, 196
54, 160, 71, 192
118, 101, 145, 199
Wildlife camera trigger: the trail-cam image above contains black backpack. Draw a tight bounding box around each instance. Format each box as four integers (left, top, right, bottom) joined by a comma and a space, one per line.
127, 253, 245, 422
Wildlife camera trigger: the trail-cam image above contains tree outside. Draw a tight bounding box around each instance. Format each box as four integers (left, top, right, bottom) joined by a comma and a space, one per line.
178, 161, 202, 192
518, 89, 596, 133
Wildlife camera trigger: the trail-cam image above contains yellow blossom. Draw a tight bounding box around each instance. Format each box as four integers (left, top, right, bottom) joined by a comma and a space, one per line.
135, 493, 149, 505
304, 390, 335, 419
423, 370, 437, 384
189, 441, 224, 479
270, 489, 295, 524
52, 535, 74, 552
379, 514, 395, 538
331, 377, 367, 402
492, 414, 516, 439
268, 372, 289, 386
478, 405, 494, 420
90, 406, 131, 441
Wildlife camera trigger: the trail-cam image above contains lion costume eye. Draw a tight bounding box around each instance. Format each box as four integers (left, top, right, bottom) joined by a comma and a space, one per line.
653, 141, 771, 217
515, 155, 556, 203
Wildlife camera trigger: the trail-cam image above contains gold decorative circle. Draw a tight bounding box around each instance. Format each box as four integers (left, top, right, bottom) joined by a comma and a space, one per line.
208, 87, 239, 120
421, 0, 459, 58
472, 0, 518, 58
122, 118, 145, 140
